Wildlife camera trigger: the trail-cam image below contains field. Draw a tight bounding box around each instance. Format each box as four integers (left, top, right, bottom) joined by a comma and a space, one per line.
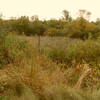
0, 1, 100, 99
0, 34, 100, 100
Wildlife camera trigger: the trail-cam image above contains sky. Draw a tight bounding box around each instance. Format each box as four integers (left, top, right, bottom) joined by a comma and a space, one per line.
0, 0, 100, 21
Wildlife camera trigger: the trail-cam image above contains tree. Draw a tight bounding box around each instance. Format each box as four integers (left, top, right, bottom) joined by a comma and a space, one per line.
46, 19, 65, 29
12, 16, 30, 35
31, 20, 46, 36
62, 10, 72, 22
65, 18, 98, 39
31, 15, 39, 22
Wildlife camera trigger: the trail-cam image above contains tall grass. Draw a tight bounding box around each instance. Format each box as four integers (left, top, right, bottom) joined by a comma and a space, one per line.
0, 35, 100, 100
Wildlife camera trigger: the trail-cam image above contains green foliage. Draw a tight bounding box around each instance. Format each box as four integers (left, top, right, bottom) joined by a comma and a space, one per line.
45, 39, 100, 88
45, 19, 66, 29
66, 40, 100, 65
47, 47, 67, 63
10, 16, 46, 36
47, 39, 100, 66
65, 18, 99, 39
44, 28, 66, 36
12, 16, 30, 34
31, 21, 46, 36
1, 10, 100, 100
0, 11, 99, 39
0, 96, 9, 100
0, 33, 33, 68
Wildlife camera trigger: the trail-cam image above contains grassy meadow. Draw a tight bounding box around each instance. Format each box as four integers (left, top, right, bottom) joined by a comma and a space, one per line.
0, 33, 100, 100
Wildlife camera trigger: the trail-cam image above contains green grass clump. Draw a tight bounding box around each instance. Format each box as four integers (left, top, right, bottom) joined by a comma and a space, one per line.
0, 36, 100, 100
47, 39, 100, 66
45, 39, 100, 88
66, 40, 100, 65
0, 33, 34, 68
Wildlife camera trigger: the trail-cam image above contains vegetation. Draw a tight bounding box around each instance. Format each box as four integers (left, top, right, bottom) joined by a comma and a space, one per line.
0, 33, 34, 68
0, 10, 100, 39
0, 9, 100, 100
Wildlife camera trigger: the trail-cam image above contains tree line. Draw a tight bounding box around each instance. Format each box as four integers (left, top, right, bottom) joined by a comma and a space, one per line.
0, 9, 100, 40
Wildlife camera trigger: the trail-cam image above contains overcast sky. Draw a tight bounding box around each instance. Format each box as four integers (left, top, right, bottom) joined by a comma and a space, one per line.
0, 0, 100, 20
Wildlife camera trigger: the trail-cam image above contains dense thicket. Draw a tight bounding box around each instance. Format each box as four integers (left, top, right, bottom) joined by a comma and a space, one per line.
1, 10, 100, 100
0, 33, 34, 68
0, 10, 100, 39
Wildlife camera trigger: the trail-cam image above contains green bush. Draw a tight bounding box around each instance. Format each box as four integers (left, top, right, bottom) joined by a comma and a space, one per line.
65, 18, 99, 40
66, 40, 100, 65
0, 33, 34, 68
44, 28, 67, 36
46, 39, 100, 88
47, 48, 67, 64
47, 40, 100, 66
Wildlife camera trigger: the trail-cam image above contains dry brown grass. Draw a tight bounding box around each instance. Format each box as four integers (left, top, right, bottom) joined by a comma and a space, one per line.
0, 35, 100, 100
0, 52, 99, 100
0, 54, 92, 96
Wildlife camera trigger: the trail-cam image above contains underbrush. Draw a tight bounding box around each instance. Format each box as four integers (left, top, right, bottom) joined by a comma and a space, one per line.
0, 33, 34, 68
0, 57, 99, 100
46, 39, 100, 66
0, 35, 100, 100
45, 39, 100, 87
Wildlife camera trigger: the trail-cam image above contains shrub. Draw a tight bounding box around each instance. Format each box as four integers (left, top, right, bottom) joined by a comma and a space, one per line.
46, 39, 100, 89
0, 33, 34, 68
47, 39, 100, 66
0, 96, 9, 100
44, 28, 67, 36
47, 48, 67, 64
65, 18, 99, 40
66, 40, 100, 65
